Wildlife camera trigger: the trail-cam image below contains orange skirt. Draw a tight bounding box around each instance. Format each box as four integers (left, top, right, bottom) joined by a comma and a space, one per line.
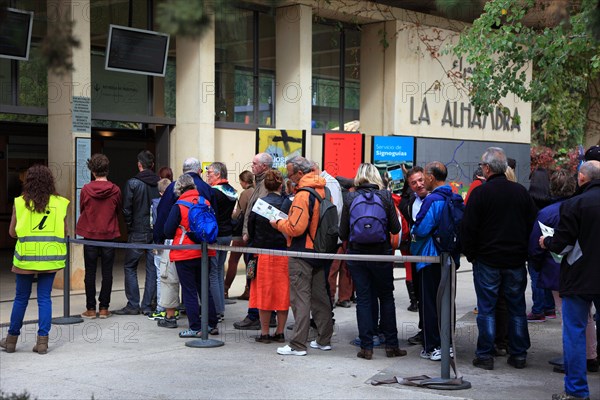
249, 254, 290, 311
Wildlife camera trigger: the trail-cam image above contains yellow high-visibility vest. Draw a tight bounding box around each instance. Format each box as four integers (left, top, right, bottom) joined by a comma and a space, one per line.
13, 195, 70, 271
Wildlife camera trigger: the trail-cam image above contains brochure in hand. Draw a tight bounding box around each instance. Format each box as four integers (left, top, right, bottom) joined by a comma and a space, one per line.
252, 198, 288, 221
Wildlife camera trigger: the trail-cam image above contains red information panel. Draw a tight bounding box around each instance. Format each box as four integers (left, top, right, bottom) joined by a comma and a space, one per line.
322, 132, 364, 178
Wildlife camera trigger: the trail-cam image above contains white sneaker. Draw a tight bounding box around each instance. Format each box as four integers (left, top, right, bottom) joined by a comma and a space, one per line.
420, 349, 432, 359
277, 345, 307, 356
310, 340, 332, 351
430, 346, 454, 361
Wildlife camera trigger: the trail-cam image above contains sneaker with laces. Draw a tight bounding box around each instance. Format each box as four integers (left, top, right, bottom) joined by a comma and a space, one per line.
98, 309, 111, 319
148, 310, 166, 320
430, 346, 454, 361
157, 317, 177, 329
527, 312, 546, 322
81, 309, 97, 319
277, 345, 307, 356
545, 310, 557, 319
310, 340, 332, 351
420, 349, 432, 359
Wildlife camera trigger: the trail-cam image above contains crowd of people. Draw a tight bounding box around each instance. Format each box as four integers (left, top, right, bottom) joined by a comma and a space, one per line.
1, 145, 599, 400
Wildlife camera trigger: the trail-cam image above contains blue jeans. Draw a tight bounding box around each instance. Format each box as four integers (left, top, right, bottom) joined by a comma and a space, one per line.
9, 272, 56, 337
347, 257, 399, 350
154, 252, 165, 312
209, 236, 231, 315
123, 231, 156, 312
473, 261, 530, 360
562, 295, 600, 399
527, 264, 554, 314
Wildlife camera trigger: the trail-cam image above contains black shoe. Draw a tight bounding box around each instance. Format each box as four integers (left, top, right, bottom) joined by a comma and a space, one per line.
587, 358, 599, 373
407, 331, 423, 346
233, 316, 261, 330
407, 302, 418, 312
507, 355, 527, 369
270, 333, 285, 343
553, 365, 565, 374
157, 317, 178, 329
494, 346, 508, 357
255, 334, 271, 344
336, 300, 351, 308
473, 357, 494, 370
113, 307, 140, 315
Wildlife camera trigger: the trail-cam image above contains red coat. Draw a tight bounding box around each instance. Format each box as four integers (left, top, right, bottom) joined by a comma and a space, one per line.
169, 190, 216, 261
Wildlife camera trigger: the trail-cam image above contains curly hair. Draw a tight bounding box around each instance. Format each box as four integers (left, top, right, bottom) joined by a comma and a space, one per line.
22, 164, 57, 213
87, 153, 110, 177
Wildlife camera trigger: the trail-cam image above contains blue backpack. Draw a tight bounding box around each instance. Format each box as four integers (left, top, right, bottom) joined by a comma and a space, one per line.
349, 191, 388, 244
176, 198, 218, 244
432, 191, 464, 263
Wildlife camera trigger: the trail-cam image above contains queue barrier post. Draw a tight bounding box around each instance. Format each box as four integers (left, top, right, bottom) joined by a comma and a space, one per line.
417, 252, 471, 390
52, 236, 84, 325
186, 241, 224, 348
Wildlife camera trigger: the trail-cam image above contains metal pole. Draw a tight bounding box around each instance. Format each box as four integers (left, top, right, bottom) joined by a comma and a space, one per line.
186, 241, 224, 348
440, 252, 451, 379
53, 236, 83, 325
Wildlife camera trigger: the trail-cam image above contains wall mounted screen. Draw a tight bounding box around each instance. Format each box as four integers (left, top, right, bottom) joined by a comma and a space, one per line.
0, 8, 34, 61
105, 25, 169, 77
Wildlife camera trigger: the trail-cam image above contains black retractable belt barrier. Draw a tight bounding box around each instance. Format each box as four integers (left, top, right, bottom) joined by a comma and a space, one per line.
186, 241, 224, 348
372, 252, 471, 390
52, 236, 84, 325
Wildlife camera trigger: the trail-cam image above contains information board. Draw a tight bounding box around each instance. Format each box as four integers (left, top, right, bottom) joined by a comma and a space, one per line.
256, 129, 305, 177
372, 136, 415, 193
322, 132, 364, 178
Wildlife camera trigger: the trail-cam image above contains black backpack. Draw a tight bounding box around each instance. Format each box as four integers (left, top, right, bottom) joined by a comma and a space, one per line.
298, 187, 339, 253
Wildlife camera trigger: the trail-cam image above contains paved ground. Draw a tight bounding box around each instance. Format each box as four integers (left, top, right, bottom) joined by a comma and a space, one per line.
0, 254, 598, 400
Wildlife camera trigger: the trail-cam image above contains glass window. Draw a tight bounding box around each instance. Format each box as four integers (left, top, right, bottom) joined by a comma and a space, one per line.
18, 46, 47, 107
215, 8, 275, 127
312, 22, 360, 131
0, 58, 11, 105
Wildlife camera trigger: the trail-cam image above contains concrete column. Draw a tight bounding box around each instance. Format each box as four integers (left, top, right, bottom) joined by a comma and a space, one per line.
47, 0, 91, 289
275, 4, 313, 157
172, 24, 215, 172
359, 22, 385, 137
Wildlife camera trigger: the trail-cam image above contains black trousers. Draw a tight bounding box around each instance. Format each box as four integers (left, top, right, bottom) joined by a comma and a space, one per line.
83, 240, 115, 310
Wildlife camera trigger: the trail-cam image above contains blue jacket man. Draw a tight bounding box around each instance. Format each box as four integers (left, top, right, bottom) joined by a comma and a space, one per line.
411, 161, 462, 361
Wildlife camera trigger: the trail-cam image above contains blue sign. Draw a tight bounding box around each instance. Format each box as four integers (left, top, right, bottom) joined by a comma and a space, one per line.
372, 136, 414, 163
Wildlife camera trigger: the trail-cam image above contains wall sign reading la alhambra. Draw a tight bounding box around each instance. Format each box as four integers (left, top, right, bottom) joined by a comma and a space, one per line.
409, 97, 521, 132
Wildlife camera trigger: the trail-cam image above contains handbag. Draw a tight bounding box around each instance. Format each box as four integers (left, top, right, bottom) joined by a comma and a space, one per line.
246, 256, 257, 280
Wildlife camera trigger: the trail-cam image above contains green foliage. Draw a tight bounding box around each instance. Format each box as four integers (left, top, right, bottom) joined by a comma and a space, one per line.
452, 0, 600, 148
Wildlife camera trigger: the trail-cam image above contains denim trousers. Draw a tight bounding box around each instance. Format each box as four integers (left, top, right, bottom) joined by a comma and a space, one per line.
83, 241, 115, 310
9, 272, 56, 337
209, 236, 231, 315
473, 261, 530, 360
562, 295, 600, 399
347, 258, 399, 350
123, 231, 156, 312
154, 252, 165, 312
527, 264, 554, 315
175, 258, 217, 330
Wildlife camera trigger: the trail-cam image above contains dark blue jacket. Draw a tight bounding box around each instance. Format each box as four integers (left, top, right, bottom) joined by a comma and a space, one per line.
528, 199, 567, 291
153, 172, 216, 243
